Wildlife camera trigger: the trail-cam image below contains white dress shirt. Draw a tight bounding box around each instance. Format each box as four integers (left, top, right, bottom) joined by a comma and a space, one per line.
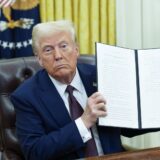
49, 68, 103, 155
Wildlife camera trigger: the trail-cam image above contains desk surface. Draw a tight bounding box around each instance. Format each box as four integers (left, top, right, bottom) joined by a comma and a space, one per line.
79, 147, 160, 160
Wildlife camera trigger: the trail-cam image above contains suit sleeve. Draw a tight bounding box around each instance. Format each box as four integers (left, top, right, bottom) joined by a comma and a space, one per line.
10, 94, 85, 160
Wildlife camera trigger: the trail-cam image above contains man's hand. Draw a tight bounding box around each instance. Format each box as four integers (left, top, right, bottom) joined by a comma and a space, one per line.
81, 92, 107, 129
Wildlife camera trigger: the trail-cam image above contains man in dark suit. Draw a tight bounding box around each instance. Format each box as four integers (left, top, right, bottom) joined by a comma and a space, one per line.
10, 20, 157, 160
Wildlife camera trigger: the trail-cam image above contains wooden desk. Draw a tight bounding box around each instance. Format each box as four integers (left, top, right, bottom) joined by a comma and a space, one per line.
80, 147, 160, 160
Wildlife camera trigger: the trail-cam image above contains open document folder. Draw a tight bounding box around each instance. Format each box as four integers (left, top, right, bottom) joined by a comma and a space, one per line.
96, 42, 160, 129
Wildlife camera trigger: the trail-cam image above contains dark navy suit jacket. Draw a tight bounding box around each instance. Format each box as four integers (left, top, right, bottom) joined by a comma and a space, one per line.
11, 64, 154, 160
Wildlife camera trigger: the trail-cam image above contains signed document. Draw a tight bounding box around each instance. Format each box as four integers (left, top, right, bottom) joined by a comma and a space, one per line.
96, 43, 160, 129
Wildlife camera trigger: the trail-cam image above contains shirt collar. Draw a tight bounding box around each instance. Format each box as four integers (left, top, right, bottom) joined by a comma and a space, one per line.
48, 68, 83, 97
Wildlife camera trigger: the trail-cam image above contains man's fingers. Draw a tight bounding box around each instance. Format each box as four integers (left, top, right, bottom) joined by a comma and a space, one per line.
90, 92, 107, 104
94, 96, 106, 105
95, 103, 107, 113
91, 103, 107, 117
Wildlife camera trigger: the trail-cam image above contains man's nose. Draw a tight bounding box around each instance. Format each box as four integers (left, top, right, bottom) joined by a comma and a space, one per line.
54, 47, 63, 61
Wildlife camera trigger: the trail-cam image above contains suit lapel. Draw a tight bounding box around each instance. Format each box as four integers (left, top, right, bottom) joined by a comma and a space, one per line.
77, 64, 97, 97
37, 70, 71, 127
36, 66, 99, 158
36, 66, 97, 127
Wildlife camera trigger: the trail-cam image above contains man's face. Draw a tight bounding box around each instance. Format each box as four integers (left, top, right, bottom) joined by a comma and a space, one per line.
37, 31, 80, 84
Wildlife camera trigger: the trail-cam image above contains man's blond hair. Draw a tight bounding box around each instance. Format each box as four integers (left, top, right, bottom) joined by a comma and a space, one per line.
32, 20, 77, 55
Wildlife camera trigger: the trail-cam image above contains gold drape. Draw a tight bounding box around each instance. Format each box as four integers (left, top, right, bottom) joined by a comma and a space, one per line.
39, 0, 116, 55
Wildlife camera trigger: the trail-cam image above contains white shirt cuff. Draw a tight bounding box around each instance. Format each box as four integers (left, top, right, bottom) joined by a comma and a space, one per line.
75, 117, 92, 143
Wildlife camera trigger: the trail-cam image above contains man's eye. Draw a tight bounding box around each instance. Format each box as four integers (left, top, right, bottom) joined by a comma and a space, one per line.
44, 47, 53, 53
60, 44, 68, 49
46, 48, 51, 52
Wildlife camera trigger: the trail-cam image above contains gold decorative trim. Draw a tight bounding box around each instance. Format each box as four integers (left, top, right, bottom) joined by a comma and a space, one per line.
12, 0, 39, 10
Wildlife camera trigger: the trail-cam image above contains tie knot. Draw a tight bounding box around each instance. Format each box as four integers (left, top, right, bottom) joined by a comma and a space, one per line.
66, 85, 74, 95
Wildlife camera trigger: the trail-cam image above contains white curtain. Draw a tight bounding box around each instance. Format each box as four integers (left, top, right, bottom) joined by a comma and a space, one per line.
116, 0, 160, 149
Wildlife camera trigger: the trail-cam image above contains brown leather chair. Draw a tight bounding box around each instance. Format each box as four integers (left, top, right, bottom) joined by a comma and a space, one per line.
0, 55, 95, 160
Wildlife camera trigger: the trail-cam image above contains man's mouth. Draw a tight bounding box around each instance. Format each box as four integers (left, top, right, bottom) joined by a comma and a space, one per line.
55, 64, 68, 69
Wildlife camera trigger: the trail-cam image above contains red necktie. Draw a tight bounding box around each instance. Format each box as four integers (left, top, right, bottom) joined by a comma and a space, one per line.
66, 85, 98, 157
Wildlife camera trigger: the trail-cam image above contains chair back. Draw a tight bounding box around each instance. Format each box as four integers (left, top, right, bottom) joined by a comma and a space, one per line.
0, 55, 95, 160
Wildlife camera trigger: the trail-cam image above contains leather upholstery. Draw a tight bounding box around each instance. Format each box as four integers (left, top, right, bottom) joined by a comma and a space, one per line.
0, 55, 95, 160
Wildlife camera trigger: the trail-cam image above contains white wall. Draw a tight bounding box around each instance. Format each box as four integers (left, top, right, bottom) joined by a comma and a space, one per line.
116, 0, 160, 149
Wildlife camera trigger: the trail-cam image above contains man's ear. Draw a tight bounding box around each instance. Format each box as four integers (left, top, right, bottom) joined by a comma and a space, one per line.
75, 43, 80, 57
36, 55, 43, 67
